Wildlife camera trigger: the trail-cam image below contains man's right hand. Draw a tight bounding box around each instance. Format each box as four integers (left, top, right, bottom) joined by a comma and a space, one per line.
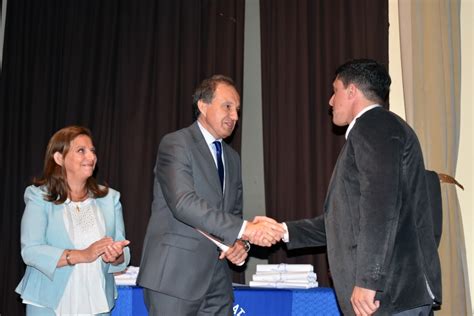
242, 216, 285, 247
350, 286, 380, 316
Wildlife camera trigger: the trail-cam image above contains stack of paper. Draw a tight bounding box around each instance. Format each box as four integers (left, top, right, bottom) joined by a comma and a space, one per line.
114, 266, 139, 285
249, 264, 318, 289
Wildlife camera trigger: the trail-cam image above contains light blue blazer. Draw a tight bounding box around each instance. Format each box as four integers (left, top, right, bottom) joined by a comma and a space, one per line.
15, 185, 130, 310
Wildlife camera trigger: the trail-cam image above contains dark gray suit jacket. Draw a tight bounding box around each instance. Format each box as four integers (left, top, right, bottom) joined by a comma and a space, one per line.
137, 122, 243, 301
286, 107, 441, 315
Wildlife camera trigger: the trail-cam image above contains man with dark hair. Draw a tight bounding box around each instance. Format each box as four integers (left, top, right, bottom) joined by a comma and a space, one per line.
138, 75, 284, 315
282, 59, 442, 315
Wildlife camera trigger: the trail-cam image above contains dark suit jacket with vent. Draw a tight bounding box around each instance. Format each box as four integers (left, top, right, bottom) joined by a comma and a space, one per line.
286, 107, 442, 315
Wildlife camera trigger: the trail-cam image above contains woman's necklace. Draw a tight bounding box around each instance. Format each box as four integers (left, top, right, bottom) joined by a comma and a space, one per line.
70, 190, 89, 212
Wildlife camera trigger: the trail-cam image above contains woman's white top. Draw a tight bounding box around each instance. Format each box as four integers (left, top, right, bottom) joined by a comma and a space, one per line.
54, 197, 110, 315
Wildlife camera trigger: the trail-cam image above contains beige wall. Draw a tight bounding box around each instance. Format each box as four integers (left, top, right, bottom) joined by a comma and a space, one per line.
459, 0, 474, 312
389, 0, 474, 311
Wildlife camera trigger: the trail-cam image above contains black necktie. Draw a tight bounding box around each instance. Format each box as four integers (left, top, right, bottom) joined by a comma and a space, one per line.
213, 141, 224, 190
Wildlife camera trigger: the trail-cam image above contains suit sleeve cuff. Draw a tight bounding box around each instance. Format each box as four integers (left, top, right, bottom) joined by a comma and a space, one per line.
237, 220, 248, 239
282, 222, 290, 242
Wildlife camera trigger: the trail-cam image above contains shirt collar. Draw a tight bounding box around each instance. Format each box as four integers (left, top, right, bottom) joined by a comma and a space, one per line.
345, 104, 381, 139
197, 121, 222, 145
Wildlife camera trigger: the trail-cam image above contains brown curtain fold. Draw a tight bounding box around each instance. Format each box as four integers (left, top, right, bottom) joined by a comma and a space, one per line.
259, 0, 388, 288
0, 1, 245, 315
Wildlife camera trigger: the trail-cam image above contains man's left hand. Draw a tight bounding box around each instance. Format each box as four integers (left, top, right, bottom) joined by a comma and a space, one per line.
219, 240, 248, 265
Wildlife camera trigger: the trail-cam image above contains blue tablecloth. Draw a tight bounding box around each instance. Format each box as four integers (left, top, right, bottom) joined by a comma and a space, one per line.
233, 287, 341, 315
112, 285, 341, 315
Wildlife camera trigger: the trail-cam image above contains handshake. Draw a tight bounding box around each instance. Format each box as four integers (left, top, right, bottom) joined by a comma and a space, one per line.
242, 216, 286, 247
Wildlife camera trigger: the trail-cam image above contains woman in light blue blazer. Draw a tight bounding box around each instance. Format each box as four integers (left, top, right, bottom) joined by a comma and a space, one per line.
15, 126, 130, 315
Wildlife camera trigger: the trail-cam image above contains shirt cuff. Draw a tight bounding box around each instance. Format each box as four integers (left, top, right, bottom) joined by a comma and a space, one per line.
237, 220, 248, 239
282, 222, 289, 242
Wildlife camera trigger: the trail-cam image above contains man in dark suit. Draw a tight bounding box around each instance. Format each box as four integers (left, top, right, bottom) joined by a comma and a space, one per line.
138, 75, 284, 316
282, 59, 441, 315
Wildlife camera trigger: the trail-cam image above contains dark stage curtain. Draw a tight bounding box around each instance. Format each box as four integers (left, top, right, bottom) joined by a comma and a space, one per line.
260, 0, 388, 287
0, 0, 244, 314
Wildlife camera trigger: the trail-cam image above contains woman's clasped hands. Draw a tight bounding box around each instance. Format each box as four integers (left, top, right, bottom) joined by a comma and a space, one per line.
84, 237, 130, 265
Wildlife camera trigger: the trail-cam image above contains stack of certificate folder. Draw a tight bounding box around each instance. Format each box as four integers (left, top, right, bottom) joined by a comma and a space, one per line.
249, 264, 318, 289
114, 266, 139, 285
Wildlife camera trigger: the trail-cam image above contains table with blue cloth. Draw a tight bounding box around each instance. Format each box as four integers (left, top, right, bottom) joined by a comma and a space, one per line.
112, 285, 341, 315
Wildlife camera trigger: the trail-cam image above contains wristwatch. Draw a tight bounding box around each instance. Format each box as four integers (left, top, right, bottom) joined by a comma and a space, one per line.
240, 239, 251, 252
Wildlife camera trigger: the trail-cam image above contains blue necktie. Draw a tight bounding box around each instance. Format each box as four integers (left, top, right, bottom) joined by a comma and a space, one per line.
213, 141, 224, 190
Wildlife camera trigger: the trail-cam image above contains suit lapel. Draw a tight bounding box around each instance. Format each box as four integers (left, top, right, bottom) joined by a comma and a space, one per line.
51, 203, 75, 248
190, 123, 223, 196
222, 143, 232, 210
96, 197, 114, 236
